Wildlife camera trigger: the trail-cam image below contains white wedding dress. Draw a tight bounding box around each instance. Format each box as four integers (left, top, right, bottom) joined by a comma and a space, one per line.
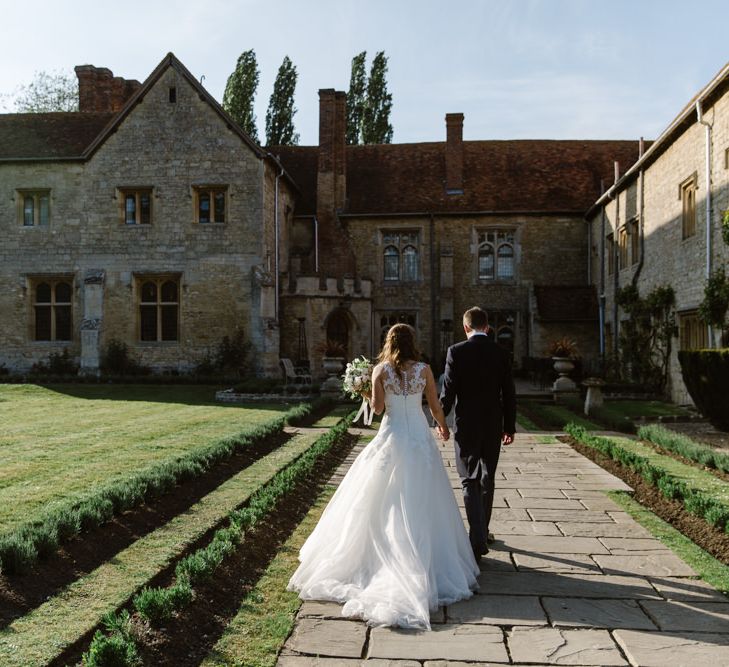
287, 361, 479, 630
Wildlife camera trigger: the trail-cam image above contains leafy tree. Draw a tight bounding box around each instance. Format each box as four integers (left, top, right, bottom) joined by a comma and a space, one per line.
223, 50, 260, 142
13, 70, 79, 112
361, 51, 393, 144
265, 56, 299, 146
346, 51, 367, 144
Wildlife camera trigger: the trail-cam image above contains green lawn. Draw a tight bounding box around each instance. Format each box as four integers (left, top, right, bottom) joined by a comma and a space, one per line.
0, 384, 289, 531
602, 400, 690, 419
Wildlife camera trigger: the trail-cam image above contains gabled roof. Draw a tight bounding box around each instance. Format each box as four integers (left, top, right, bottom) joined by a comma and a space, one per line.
534, 285, 599, 322
0, 112, 115, 160
0, 52, 267, 163
273, 139, 642, 216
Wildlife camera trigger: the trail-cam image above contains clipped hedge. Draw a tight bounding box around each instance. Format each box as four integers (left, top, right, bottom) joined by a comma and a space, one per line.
678, 349, 729, 430
0, 398, 331, 575
638, 423, 729, 475
566, 423, 729, 533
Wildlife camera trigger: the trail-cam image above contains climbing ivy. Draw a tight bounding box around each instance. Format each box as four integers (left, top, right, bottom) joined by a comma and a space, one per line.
616, 284, 676, 393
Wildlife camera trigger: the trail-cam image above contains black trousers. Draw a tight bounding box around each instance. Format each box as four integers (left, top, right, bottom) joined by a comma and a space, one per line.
454, 438, 501, 555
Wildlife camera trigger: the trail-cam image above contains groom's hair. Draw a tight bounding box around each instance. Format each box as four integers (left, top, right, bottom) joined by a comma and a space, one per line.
463, 307, 488, 330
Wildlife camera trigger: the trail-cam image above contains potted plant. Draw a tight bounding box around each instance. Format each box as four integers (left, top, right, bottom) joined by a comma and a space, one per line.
547, 337, 578, 392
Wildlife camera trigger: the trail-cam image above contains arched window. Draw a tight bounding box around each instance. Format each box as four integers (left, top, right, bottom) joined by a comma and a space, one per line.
497, 244, 514, 280
402, 245, 418, 281
33, 279, 72, 341
477, 229, 515, 281
478, 246, 495, 280
379, 312, 416, 346
139, 276, 179, 342
382, 231, 420, 281
384, 246, 399, 281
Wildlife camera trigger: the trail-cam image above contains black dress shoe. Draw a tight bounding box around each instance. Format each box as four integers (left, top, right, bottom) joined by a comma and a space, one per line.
487, 531, 495, 544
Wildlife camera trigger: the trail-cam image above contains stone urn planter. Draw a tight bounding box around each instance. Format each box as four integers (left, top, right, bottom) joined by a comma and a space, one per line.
551, 357, 577, 392
582, 377, 606, 415
320, 356, 345, 394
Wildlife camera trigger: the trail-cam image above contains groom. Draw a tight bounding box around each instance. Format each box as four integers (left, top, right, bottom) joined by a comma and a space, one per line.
439, 307, 516, 560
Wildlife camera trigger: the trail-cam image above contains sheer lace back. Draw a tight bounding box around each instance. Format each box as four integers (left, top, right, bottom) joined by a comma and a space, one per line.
382, 361, 427, 396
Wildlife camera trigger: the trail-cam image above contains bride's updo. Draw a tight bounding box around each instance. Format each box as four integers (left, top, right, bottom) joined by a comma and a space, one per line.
377, 324, 421, 372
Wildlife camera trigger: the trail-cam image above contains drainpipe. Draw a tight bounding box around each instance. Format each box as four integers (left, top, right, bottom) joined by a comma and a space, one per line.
314, 217, 320, 273
429, 213, 437, 366
632, 139, 646, 287
598, 179, 606, 358
696, 100, 714, 347
274, 165, 284, 322
611, 161, 620, 360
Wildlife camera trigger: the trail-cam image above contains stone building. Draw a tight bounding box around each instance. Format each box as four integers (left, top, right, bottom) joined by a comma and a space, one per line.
1, 52, 646, 382
586, 62, 729, 403
0, 53, 294, 376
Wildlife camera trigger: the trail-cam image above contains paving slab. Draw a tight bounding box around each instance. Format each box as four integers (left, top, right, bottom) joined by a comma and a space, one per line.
504, 535, 609, 554
529, 509, 615, 522
647, 576, 729, 602
593, 554, 697, 577
542, 597, 657, 629
480, 573, 661, 599
518, 488, 570, 498
278, 660, 420, 667
447, 594, 547, 625
557, 522, 653, 538
513, 553, 600, 574
614, 629, 729, 666
490, 508, 531, 521
598, 538, 673, 554
507, 626, 628, 665
490, 520, 562, 536
496, 479, 575, 489
283, 618, 366, 658
479, 548, 517, 572
506, 498, 585, 510
368, 624, 508, 662
640, 600, 729, 632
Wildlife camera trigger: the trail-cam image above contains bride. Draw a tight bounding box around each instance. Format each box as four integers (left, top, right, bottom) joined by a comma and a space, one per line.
287, 324, 479, 629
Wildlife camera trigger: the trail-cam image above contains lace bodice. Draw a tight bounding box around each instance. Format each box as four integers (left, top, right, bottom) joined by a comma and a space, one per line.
382, 361, 427, 396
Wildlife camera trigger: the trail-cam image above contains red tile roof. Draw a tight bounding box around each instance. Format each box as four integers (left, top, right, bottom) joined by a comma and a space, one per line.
0, 112, 115, 159
534, 285, 599, 321
273, 139, 643, 216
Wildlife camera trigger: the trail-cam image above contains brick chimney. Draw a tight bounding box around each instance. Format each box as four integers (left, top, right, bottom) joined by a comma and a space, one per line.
316, 89, 355, 277
75, 65, 141, 113
445, 112, 464, 193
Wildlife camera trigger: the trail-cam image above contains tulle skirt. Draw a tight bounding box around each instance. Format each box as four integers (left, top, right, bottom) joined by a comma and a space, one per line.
287, 410, 480, 629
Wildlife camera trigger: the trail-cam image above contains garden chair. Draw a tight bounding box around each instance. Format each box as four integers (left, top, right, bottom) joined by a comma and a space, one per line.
280, 358, 312, 389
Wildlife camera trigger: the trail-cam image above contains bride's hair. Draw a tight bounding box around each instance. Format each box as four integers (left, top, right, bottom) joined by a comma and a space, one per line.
377, 324, 421, 372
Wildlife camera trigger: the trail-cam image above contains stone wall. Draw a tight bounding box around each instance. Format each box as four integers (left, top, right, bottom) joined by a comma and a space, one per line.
0, 65, 279, 375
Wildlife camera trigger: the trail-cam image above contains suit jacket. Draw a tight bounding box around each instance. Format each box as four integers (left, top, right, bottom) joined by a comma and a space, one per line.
439, 335, 517, 454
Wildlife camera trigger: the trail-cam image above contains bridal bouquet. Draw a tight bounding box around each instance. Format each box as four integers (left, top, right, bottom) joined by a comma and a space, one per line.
342, 356, 374, 425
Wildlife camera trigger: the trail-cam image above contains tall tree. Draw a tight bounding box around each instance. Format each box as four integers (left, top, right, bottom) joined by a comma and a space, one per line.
223, 50, 260, 142
362, 51, 393, 144
346, 51, 367, 145
14, 70, 79, 112
265, 56, 300, 146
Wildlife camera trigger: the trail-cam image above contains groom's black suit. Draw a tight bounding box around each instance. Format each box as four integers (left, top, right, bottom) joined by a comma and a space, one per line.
440, 334, 516, 556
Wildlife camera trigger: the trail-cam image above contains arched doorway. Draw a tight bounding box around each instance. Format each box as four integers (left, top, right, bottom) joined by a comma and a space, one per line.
326, 309, 350, 358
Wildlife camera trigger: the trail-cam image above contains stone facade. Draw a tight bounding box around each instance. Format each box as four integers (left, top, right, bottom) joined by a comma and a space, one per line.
0, 55, 292, 376
587, 64, 729, 403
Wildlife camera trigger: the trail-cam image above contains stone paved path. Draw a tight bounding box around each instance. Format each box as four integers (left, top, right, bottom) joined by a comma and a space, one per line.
278, 429, 729, 666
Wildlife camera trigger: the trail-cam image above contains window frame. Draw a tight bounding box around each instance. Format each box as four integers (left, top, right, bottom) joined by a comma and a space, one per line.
18, 189, 51, 227
380, 230, 420, 283
606, 232, 615, 276
680, 174, 697, 240
29, 276, 73, 342
136, 275, 181, 343
476, 229, 516, 282
378, 311, 417, 346
118, 187, 153, 226
629, 217, 640, 266
618, 225, 628, 270
193, 185, 228, 224
679, 310, 708, 351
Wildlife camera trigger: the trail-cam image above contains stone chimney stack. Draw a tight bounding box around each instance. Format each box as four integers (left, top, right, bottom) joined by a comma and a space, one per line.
75, 65, 141, 113
316, 89, 355, 277
445, 113, 464, 193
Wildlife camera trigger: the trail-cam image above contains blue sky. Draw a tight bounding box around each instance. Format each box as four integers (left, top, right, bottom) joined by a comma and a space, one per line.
1, 0, 727, 144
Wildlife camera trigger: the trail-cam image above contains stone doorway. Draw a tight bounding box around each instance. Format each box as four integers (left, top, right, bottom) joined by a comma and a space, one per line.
326, 309, 350, 359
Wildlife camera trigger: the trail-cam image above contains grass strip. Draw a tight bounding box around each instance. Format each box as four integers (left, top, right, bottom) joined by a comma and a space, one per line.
201, 488, 336, 667
560, 395, 636, 433
516, 411, 541, 432
87, 414, 355, 663
520, 400, 600, 431
566, 423, 729, 532
638, 423, 729, 475
608, 490, 729, 595
0, 399, 328, 575
0, 430, 325, 667
310, 403, 355, 428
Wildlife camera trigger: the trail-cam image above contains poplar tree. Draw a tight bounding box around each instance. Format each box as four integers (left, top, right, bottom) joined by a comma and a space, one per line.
265, 56, 300, 146
346, 51, 367, 144
361, 51, 393, 144
223, 50, 260, 142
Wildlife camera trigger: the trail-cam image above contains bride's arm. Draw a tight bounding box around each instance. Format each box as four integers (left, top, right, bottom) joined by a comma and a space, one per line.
364, 364, 386, 415
424, 365, 449, 438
